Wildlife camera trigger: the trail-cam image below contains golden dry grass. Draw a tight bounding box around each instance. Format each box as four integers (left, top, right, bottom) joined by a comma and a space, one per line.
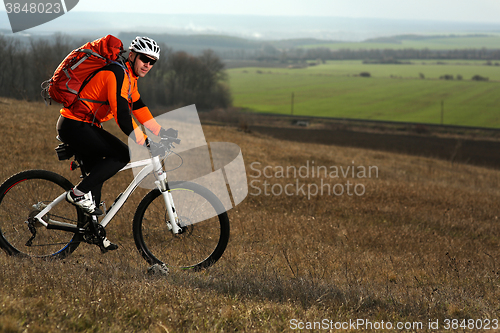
0, 98, 500, 332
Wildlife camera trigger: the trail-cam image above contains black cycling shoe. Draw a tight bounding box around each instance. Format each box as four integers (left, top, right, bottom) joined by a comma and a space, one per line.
98, 237, 118, 253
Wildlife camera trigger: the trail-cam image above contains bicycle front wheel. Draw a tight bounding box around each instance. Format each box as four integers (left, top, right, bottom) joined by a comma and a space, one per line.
133, 181, 230, 271
0, 170, 84, 259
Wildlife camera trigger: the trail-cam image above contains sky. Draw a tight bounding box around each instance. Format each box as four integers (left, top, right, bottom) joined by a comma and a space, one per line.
2, 0, 500, 40
70, 0, 500, 23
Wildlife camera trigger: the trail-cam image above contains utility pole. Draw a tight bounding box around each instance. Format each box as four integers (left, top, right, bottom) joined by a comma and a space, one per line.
441, 100, 444, 125
291, 92, 294, 116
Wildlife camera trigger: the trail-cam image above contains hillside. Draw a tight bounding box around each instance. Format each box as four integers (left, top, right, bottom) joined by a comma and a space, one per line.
5, 29, 499, 58
0, 98, 499, 331
117, 32, 500, 56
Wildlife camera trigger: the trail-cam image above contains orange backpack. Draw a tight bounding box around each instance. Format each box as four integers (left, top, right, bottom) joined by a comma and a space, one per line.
42, 35, 125, 107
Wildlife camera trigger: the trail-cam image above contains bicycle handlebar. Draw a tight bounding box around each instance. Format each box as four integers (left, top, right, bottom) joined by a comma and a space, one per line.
146, 136, 181, 158
160, 136, 181, 146
167, 136, 181, 145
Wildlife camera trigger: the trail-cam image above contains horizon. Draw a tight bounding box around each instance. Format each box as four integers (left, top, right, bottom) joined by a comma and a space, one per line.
2, 11, 500, 42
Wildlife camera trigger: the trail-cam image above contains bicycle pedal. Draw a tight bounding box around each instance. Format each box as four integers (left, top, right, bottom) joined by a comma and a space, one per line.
98, 237, 118, 253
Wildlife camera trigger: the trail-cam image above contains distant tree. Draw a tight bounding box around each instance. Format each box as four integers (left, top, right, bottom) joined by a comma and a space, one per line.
149, 50, 232, 110
261, 43, 279, 57
439, 74, 454, 80
0, 35, 25, 99
471, 75, 489, 81
0, 34, 81, 101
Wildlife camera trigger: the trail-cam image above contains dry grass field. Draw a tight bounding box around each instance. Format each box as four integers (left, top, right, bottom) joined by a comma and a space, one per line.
0, 98, 500, 332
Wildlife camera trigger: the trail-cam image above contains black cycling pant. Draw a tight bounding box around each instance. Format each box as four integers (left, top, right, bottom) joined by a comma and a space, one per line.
56, 116, 130, 204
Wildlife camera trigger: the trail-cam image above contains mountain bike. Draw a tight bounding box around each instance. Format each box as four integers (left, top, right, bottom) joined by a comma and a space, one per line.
0, 135, 230, 271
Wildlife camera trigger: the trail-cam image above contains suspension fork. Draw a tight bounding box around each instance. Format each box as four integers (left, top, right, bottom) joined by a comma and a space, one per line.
151, 155, 181, 234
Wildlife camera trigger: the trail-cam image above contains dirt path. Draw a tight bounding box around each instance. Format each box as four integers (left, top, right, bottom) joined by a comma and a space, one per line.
250, 125, 500, 169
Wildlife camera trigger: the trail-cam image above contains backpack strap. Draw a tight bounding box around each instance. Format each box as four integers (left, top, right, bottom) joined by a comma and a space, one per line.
73, 49, 107, 68
75, 59, 131, 125
78, 98, 110, 105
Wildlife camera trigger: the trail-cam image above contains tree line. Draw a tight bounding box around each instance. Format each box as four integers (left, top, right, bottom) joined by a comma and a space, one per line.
0, 34, 232, 110
140, 48, 231, 110
226, 45, 500, 62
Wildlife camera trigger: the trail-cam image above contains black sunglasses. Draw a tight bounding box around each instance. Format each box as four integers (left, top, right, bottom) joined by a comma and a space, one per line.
137, 53, 157, 65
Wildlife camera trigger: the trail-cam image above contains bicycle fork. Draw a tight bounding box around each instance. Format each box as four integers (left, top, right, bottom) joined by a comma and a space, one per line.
152, 156, 181, 234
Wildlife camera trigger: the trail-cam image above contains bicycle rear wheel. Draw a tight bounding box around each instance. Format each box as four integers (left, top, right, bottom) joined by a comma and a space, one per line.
0, 170, 84, 258
133, 181, 230, 271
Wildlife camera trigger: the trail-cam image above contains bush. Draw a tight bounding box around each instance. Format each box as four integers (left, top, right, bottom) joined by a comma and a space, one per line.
359, 72, 371, 77
439, 74, 454, 80
471, 75, 489, 81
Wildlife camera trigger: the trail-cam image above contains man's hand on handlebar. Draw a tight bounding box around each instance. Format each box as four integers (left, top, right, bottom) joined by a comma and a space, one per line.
159, 127, 181, 145
160, 127, 178, 139
144, 128, 181, 157
144, 138, 166, 157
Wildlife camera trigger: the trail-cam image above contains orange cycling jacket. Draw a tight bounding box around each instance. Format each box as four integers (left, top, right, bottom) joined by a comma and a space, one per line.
60, 61, 161, 145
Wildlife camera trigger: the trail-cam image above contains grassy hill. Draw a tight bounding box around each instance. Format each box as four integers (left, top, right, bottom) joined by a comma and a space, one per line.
0, 99, 500, 331
114, 32, 500, 55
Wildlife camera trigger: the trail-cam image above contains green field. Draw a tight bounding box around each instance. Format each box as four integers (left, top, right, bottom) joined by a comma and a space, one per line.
228, 60, 500, 128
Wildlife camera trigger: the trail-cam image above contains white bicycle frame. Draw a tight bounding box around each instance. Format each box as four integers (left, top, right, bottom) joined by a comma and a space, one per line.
33, 152, 182, 234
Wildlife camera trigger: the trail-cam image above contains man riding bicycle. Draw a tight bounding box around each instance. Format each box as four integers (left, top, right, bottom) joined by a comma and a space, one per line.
56, 36, 176, 252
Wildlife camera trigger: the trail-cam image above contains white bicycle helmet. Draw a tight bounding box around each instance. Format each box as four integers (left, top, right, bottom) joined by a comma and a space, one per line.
129, 36, 160, 60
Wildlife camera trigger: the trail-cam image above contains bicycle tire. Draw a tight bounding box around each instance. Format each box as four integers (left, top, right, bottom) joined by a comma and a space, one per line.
0, 169, 84, 259
133, 181, 230, 271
